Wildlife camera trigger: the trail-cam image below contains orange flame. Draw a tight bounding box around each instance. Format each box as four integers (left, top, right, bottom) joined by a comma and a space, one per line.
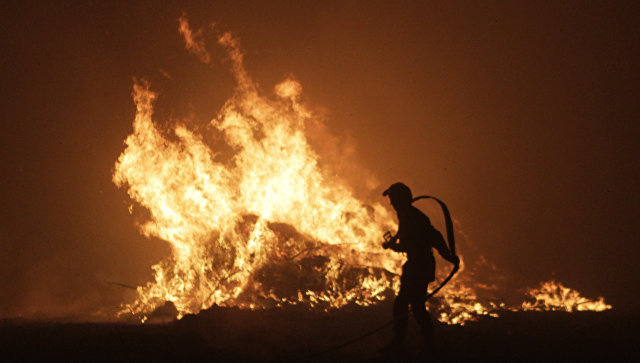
113, 32, 402, 320
522, 280, 612, 312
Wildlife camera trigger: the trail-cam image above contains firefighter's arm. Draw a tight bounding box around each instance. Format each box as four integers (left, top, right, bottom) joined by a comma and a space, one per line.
382, 233, 398, 249
389, 238, 406, 252
432, 229, 459, 266
382, 232, 406, 252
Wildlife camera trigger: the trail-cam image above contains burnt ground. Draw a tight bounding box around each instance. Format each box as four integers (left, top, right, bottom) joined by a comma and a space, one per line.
1, 303, 639, 362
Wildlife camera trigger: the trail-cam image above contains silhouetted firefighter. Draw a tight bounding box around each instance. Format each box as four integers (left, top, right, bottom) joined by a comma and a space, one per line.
381, 182, 459, 356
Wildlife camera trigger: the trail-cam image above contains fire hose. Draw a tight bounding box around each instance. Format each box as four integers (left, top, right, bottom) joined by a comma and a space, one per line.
295, 195, 459, 360
410, 195, 459, 298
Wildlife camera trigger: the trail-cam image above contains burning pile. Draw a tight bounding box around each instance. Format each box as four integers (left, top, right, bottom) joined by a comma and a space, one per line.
113, 31, 403, 321
112, 17, 611, 324
522, 280, 612, 312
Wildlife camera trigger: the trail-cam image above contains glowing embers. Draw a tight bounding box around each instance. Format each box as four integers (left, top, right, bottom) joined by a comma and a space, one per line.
521, 280, 612, 312
435, 283, 496, 325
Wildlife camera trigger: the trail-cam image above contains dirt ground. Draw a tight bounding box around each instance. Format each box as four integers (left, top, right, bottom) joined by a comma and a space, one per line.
2, 303, 638, 362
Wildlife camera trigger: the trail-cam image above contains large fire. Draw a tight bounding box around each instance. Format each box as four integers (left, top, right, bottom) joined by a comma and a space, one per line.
112, 17, 611, 324
113, 30, 402, 320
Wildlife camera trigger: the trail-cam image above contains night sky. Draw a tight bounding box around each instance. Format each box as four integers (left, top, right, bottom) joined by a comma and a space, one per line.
1, 1, 638, 317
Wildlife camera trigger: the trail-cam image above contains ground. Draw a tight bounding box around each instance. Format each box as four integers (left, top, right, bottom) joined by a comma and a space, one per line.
2, 303, 638, 362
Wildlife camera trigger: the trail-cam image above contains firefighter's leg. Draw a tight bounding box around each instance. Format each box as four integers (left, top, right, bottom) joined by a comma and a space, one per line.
410, 297, 434, 350
392, 290, 410, 345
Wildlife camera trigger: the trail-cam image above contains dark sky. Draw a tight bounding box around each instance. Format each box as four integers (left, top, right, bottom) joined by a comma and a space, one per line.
1, 1, 638, 317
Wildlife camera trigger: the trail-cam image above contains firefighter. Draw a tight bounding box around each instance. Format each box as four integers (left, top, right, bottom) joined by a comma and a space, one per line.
381, 182, 459, 355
